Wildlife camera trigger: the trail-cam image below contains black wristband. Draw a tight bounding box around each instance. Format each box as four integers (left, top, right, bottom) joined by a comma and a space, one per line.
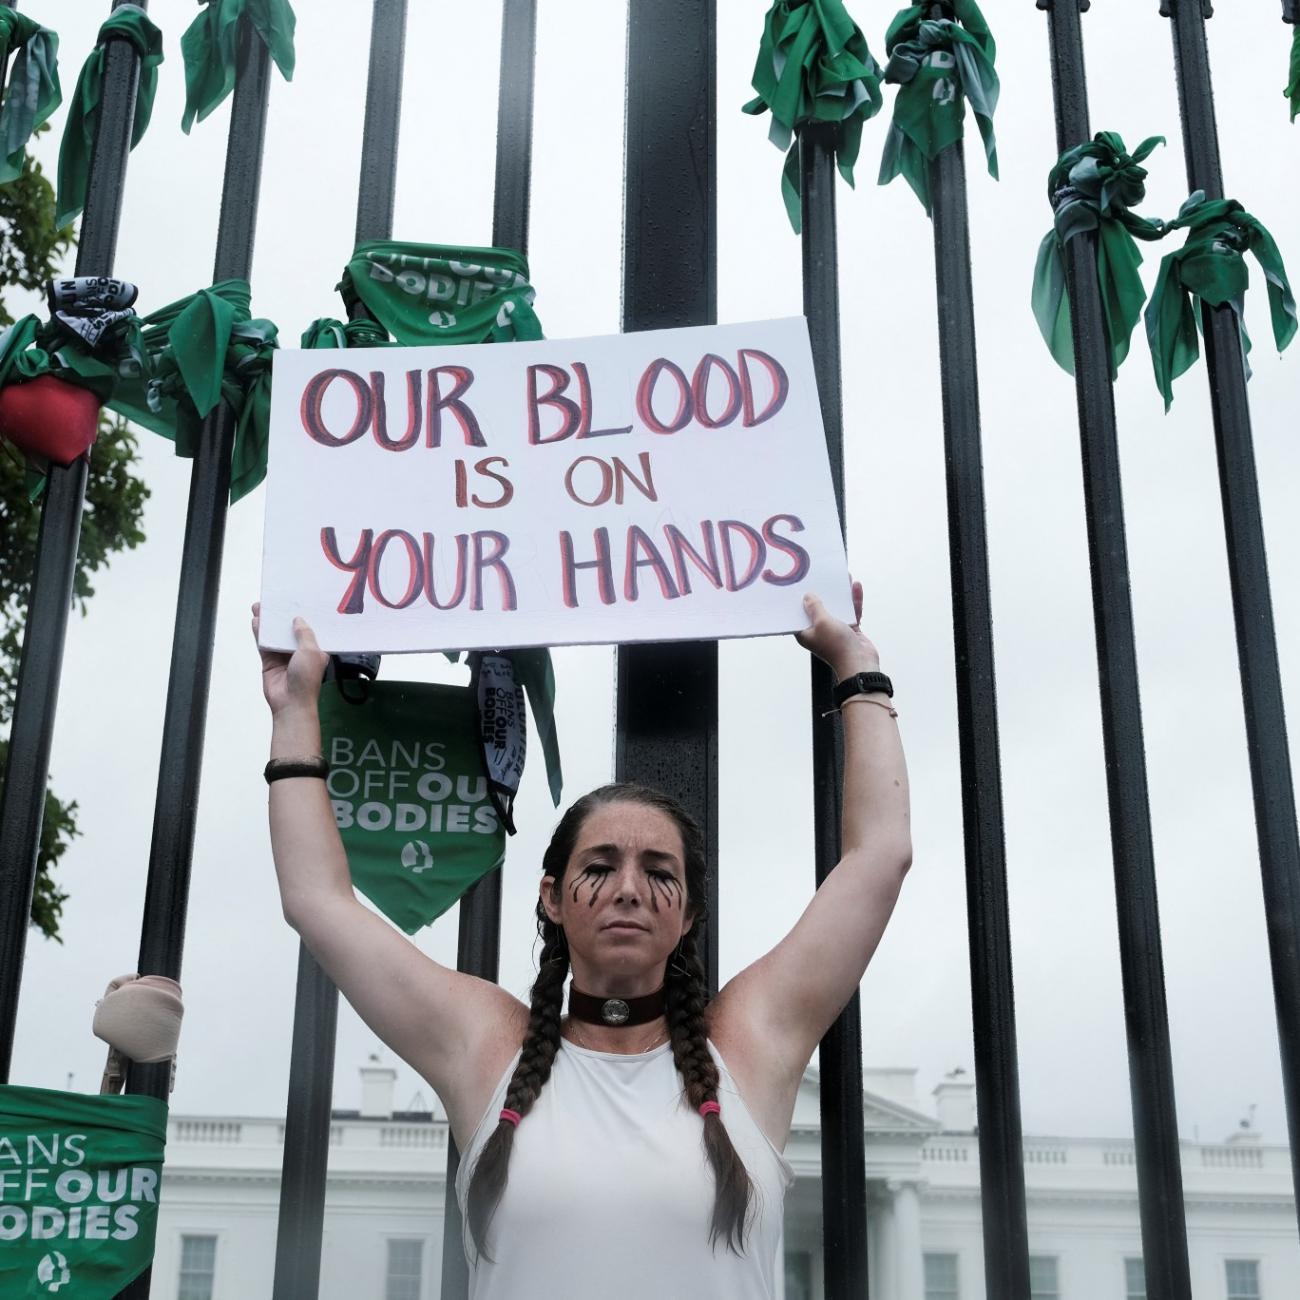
264, 757, 329, 785
832, 671, 893, 707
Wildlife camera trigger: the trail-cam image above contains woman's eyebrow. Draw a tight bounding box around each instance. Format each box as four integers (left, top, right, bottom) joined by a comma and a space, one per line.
577, 843, 619, 860
640, 849, 681, 868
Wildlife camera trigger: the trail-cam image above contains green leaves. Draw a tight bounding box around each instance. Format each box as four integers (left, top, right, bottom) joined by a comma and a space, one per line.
878, 0, 999, 214
182, 0, 296, 134
56, 7, 164, 229
1031, 132, 1167, 378
743, 0, 884, 232
1144, 193, 1297, 410
0, 13, 62, 186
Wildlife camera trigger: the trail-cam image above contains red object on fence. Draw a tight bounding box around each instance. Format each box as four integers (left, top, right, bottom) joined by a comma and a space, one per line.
0, 375, 101, 465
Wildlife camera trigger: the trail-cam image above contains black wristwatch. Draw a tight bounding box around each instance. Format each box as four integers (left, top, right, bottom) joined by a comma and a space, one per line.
832, 671, 893, 708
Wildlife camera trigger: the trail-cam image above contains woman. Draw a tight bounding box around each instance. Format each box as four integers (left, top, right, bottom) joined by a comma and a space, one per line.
254, 582, 910, 1298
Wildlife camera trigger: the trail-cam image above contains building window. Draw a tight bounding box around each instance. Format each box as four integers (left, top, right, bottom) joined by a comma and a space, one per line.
1226, 1259, 1261, 1300
177, 1235, 217, 1300
1125, 1257, 1146, 1300
1029, 1255, 1059, 1300
925, 1251, 960, 1299
386, 1238, 424, 1300
784, 1249, 813, 1300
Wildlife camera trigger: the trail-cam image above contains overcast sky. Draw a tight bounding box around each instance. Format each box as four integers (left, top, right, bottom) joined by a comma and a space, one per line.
8, 0, 1300, 1199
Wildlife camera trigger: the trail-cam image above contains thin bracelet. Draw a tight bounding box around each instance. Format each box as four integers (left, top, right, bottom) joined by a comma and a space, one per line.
822, 696, 898, 719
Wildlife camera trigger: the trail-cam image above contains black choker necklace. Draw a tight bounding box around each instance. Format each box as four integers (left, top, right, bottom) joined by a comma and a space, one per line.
568, 984, 666, 1027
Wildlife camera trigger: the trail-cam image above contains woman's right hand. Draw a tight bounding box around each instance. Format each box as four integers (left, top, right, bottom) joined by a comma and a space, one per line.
251, 603, 329, 717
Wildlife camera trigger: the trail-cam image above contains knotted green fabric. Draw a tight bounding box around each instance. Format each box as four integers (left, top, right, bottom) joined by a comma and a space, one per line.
0, 11, 61, 184
1144, 192, 1297, 410
878, 0, 998, 214
1288, 26, 1299, 122
301, 315, 393, 351
339, 242, 543, 346
1031, 131, 1167, 378
56, 6, 163, 229
182, 0, 296, 134
742, 0, 883, 232
106, 280, 276, 503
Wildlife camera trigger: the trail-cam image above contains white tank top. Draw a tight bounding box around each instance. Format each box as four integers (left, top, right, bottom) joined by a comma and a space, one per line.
455, 1037, 794, 1300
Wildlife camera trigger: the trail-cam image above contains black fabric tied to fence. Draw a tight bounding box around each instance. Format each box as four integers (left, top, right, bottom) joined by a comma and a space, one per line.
0, 4, 1295, 1300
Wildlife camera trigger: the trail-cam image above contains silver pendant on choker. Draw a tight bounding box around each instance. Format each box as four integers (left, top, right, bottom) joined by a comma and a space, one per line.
600, 998, 631, 1025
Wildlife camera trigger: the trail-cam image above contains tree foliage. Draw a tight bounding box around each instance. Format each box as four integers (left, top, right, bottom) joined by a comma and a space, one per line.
0, 125, 150, 940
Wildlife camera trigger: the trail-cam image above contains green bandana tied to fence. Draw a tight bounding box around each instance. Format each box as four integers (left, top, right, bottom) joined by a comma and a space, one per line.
1288, 26, 1300, 123
1031, 131, 1167, 378
102, 279, 277, 503
56, 6, 163, 229
0, 11, 61, 185
319, 681, 508, 933
181, 0, 296, 134
0, 1085, 167, 1298
1144, 192, 1297, 410
742, 0, 883, 233
339, 242, 543, 347
878, 0, 998, 215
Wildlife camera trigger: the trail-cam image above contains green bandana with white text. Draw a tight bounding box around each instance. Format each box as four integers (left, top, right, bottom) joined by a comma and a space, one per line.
319, 681, 507, 934
339, 242, 543, 347
0, 1085, 167, 1299
879, 0, 999, 215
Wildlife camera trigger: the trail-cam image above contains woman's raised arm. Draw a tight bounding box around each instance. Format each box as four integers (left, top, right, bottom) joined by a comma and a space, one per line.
254, 607, 524, 1143
709, 582, 912, 1142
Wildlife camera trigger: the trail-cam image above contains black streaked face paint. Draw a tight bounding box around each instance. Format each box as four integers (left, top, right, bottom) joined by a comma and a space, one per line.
648, 871, 684, 912
569, 865, 610, 908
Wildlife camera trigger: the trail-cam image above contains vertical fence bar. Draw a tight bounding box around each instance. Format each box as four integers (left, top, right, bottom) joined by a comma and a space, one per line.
269, 5, 407, 1299
439, 4, 537, 1295
925, 52, 1033, 1299
1162, 0, 1300, 1228
616, 0, 719, 995
1038, 4, 1192, 1297
114, 16, 273, 1299
0, 0, 149, 1079
798, 125, 868, 1299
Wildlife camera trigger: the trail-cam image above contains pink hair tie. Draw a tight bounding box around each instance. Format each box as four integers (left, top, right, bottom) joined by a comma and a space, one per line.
499, 1108, 522, 1128
698, 1101, 721, 1119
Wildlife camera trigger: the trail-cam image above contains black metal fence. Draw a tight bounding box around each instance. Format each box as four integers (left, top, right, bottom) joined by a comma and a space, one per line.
0, 4, 1295, 1300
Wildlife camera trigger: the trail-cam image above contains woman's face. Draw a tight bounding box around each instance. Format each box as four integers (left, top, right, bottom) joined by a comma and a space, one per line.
540, 799, 694, 996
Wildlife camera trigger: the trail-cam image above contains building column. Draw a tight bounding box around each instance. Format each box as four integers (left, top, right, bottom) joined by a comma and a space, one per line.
890, 1179, 924, 1300
871, 1185, 896, 1300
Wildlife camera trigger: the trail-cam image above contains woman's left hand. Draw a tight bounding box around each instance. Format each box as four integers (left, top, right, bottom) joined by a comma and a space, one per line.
796, 579, 880, 680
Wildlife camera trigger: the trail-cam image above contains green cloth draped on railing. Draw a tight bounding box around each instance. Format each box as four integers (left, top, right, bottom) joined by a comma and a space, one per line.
338, 242, 543, 346
1288, 27, 1300, 122
742, 0, 883, 233
301, 315, 392, 350
182, 0, 296, 134
878, 0, 998, 215
1144, 192, 1297, 410
56, 5, 163, 228
0, 314, 118, 402
1031, 131, 1167, 378
0, 11, 61, 184
106, 280, 277, 503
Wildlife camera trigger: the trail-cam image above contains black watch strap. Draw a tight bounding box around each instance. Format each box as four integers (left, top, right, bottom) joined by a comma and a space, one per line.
264, 757, 329, 784
833, 671, 893, 707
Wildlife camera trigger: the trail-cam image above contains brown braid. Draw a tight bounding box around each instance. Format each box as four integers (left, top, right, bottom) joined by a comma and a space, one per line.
666, 925, 754, 1252
464, 923, 568, 1259
465, 783, 753, 1260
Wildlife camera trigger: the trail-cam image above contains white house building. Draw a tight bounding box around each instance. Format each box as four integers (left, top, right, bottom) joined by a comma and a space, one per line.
148, 1062, 1298, 1300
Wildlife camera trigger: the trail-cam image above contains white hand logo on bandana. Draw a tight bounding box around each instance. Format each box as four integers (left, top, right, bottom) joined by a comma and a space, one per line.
37, 1252, 71, 1293
400, 842, 435, 874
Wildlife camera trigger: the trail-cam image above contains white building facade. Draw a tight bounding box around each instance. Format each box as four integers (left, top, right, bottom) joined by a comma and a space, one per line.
148, 1064, 1298, 1300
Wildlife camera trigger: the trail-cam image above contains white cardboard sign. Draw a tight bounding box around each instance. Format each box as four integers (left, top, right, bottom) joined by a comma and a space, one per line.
258, 317, 851, 653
